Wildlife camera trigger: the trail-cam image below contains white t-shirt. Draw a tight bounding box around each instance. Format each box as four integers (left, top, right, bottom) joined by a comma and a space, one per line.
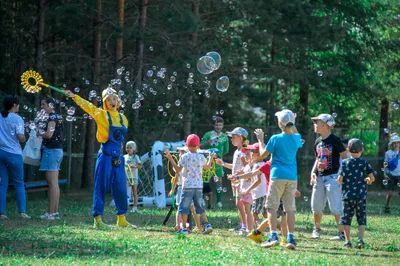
232, 148, 245, 174
124, 154, 141, 180
178, 152, 207, 189
240, 164, 253, 191
251, 162, 267, 199
385, 150, 400, 176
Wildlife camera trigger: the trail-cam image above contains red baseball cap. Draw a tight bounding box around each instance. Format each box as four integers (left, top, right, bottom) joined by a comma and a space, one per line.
186, 134, 200, 147
242, 142, 260, 152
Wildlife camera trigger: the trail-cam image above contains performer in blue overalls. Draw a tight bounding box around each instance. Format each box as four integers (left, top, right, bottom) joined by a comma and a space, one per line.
66, 87, 135, 229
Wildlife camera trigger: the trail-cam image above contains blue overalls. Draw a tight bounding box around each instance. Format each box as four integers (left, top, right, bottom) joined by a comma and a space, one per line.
92, 112, 128, 217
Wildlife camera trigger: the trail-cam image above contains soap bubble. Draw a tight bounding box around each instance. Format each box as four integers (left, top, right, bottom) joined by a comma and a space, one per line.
63, 84, 67, 88
153, 79, 157, 84
132, 101, 141, 109
170, 76, 176, 82
158, 106, 163, 112
28, 108, 32, 113
67, 107, 75, 116
357, 115, 363, 121
89, 90, 97, 98
397, 182, 400, 188
29, 122, 36, 130
383, 162, 388, 167
165, 103, 171, 109
117, 68, 123, 75
206, 52, 221, 71
222, 187, 227, 193
23, 105, 28, 110
212, 115, 217, 121
383, 180, 388, 186
332, 113, 337, 118
60, 102, 66, 108
118, 90, 125, 97
66, 116, 74, 122
186, 63, 191, 69
366, 71, 371, 77
282, 106, 287, 110
242, 42, 248, 48
173, 72, 177, 76
163, 112, 167, 117
373, 141, 377, 146
317, 71, 323, 77
301, 139, 305, 144
175, 100, 181, 106
187, 78, 194, 84
189, 73, 194, 78
149, 46, 153, 51
384, 128, 389, 133
197, 56, 216, 75
83, 114, 88, 119
167, 84, 172, 90
216, 76, 229, 92
304, 196, 308, 202
85, 80, 90, 85
74, 87, 80, 93
147, 70, 154, 77
178, 114, 183, 119
213, 176, 219, 183
220, 110, 224, 115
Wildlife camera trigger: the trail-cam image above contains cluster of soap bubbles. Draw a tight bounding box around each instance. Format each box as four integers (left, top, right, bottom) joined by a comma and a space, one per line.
196, 52, 229, 93
216, 186, 228, 193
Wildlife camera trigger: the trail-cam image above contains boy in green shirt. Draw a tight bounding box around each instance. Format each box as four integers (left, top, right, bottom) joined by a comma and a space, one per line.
200, 116, 229, 208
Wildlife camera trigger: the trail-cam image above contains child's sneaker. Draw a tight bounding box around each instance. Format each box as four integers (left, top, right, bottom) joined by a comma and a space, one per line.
174, 225, 181, 232
217, 202, 223, 208
356, 239, 365, 249
261, 234, 280, 248
202, 223, 213, 234
0, 214, 9, 220
280, 238, 287, 246
311, 228, 321, 239
192, 226, 203, 232
20, 213, 31, 219
343, 240, 352, 249
117, 215, 137, 228
229, 224, 242, 232
248, 230, 263, 243
330, 232, 345, 241
131, 206, 138, 213
286, 235, 296, 250
41, 213, 60, 220
179, 228, 189, 235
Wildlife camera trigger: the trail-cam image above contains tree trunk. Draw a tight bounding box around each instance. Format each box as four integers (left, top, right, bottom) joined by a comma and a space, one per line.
183, 0, 199, 137
378, 98, 389, 157
81, 0, 102, 189
131, 0, 148, 138
267, 34, 276, 137
115, 0, 124, 73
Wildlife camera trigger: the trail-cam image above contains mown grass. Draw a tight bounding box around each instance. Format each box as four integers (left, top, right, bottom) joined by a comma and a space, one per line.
0, 190, 399, 265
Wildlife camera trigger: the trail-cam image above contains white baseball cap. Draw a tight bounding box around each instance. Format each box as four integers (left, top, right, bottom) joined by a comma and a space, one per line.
275, 109, 295, 127
126, 141, 137, 150
311, 114, 335, 127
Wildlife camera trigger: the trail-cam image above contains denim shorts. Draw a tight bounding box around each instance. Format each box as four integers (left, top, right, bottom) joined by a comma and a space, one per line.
178, 187, 205, 215
311, 173, 342, 215
40, 147, 63, 171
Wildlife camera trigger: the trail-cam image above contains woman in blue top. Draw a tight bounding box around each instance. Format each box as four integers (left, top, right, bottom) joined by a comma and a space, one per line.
0, 95, 31, 219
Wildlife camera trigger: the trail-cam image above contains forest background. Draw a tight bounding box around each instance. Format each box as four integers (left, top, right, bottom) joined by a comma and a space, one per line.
1, 0, 399, 190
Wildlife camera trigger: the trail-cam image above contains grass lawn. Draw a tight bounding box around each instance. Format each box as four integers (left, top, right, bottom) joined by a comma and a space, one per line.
0, 190, 399, 265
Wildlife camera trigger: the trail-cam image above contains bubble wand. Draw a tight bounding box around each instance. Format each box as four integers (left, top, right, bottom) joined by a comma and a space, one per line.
21, 70, 66, 95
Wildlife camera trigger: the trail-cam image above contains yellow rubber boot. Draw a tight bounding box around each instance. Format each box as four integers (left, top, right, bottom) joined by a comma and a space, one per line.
93, 215, 112, 230
117, 214, 137, 228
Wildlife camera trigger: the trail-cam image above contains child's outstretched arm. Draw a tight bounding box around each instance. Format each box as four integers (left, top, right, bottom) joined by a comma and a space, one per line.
215, 158, 233, 169
203, 152, 216, 170
164, 151, 182, 174
168, 174, 179, 197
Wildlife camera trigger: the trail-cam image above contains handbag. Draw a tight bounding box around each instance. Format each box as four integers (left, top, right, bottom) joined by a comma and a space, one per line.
22, 129, 43, 166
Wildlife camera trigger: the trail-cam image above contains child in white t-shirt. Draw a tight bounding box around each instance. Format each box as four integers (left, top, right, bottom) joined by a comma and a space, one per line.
124, 141, 142, 213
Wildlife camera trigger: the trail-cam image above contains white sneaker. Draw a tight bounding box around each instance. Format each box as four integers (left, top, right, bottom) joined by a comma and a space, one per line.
131, 207, 138, 213
40, 213, 50, 219
0, 214, 9, 220
217, 202, 223, 208
20, 213, 31, 219
41, 213, 60, 220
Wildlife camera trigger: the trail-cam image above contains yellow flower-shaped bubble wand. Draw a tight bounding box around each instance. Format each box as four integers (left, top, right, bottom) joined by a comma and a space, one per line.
21, 70, 66, 95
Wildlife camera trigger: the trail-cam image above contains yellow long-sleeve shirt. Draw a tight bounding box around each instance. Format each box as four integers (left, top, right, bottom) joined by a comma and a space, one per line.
72, 95, 129, 143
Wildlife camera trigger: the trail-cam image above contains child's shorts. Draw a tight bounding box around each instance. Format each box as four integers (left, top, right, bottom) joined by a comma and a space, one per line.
178, 188, 205, 215
252, 195, 267, 214
339, 198, 366, 226
203, 182, 212, 194
240, 192, 253, 204
386, 174, 400, 192
176, 185, 182, 206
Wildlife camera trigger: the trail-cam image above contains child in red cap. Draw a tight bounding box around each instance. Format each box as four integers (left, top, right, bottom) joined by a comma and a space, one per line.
165, 134, 216, 234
